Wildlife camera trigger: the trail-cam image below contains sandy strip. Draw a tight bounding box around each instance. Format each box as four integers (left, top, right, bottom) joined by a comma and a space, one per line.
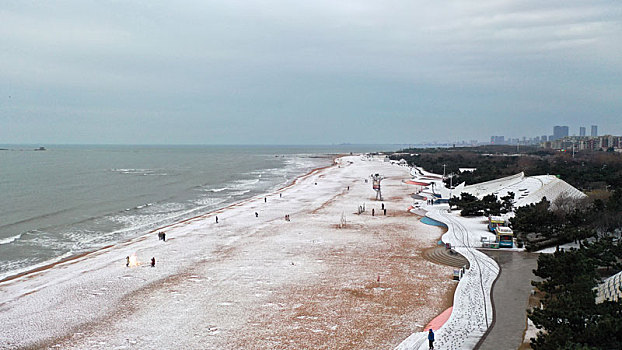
0, 156, 455, 349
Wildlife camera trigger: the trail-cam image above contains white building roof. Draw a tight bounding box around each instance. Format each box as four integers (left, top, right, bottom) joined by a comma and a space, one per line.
596, 270, 622, 303
459, 172, 586, 208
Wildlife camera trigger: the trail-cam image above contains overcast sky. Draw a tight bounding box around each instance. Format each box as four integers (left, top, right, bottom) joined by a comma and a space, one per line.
1, 0, 621, 144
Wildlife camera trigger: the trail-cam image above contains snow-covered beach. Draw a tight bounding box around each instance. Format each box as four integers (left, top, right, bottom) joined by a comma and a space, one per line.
0, 155, 455, 349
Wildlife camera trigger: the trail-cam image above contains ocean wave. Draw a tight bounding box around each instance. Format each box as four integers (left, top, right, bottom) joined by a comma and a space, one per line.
193, 197, 229, 206
111, 168, 168, 176
232, 178, 260, 188
0, 150, 334, 282
0, 233, 22, 245
208, 187, 229, 193
61, 229, 106, 249
0, 207, 75, 231
27, 231, 73, 250
0, 252, 74, 282
124, 203, 155, 211
228, 189, 252, 197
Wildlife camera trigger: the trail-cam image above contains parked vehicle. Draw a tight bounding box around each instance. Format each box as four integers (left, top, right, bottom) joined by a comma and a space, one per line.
494, 226, 514, 248
488, 215, 508, 232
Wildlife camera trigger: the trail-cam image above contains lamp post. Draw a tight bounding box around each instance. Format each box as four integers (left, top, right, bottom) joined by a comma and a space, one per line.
448, 173, 455, 209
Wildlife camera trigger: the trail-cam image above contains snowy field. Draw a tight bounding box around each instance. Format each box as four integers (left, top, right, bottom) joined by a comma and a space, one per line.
0, 156, 455, 349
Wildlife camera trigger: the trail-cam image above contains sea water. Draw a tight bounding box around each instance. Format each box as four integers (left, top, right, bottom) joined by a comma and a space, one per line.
0, 144, 391, 280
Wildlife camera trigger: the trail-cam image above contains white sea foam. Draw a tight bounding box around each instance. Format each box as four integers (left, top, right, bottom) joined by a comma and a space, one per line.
228, 189, 252, 197
0, 233, 22, 245
0, 251, 73, 282
111, 168, 167, 176
232, 178, 260, 188
112, 168, 150, 174
194, 197, 229, 207
207, 187, 229, 192
110, 197, 228, 237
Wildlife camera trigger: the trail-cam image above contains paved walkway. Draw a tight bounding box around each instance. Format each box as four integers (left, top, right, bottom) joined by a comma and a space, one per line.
477, 251, 539, 350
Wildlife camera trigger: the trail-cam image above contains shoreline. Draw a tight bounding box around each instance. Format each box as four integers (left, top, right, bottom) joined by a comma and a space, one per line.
1, 155, 455, 349
0, 156, 340, 286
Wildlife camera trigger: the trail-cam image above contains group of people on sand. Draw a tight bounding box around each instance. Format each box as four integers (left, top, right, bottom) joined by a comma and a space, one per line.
125, 255, 156, 267
125, 230, 166, 267
125, 190, 294, 270
125, 255, 155, 267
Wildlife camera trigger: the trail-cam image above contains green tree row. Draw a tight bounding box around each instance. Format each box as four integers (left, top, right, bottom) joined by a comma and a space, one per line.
449, 192, 514, 217
529, 240, 622, 349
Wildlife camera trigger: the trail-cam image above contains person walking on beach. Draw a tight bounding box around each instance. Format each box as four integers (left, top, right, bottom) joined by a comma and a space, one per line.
428, 329, 435, 349
151, 257, 156, 267
255, 212, 258, 218
126, 256, 130, 267
215, 216, 218, 224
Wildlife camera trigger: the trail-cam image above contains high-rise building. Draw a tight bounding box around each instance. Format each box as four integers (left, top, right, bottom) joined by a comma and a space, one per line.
591, 125, 598, 137
552, 126, 569, 141
580, 127, 586, 137
491, 136, 505, 144
541, 135, 548, 142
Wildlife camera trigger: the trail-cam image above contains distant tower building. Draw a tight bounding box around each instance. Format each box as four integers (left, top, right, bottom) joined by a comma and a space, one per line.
541, 135, 548, 142
580, 127, 586, 137
490, 136, 505, 144
591, 125, 598, 137
552, 126, 569, 141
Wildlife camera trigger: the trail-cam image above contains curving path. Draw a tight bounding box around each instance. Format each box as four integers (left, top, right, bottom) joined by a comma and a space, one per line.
397, 205, 500, 350
477, 251, 539, 350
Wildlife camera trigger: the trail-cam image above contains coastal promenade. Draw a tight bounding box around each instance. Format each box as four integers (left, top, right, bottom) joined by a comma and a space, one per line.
478, 251, 539, 350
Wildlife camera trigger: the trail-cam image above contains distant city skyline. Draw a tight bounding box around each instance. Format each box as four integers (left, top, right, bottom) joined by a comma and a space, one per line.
490, 124, 604, 145
1, 1, 621, 145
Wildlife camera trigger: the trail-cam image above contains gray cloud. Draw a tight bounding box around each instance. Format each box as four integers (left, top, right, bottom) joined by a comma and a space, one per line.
1, 0, 621, 144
